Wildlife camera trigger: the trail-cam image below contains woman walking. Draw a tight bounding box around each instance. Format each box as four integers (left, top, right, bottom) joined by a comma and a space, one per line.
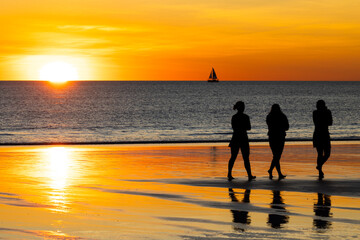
266, 104, 289, 180
313, 100, 332, 179
227, 101, 256, 181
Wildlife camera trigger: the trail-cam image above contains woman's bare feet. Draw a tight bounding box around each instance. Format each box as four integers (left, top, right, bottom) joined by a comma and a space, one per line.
279, 174, 286, 180
227, 176, 235, 181
248, 175, 256, 181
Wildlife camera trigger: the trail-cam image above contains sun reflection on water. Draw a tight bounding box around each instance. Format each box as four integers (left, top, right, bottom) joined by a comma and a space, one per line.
45, 147, 74, 212
47, 147, 71, 189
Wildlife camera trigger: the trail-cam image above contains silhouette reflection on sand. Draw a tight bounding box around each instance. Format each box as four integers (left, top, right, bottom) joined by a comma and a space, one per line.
313, 193, 332, 231
228, 188, 251, 232
267, 190, 289, 228
227, 188, 335, 232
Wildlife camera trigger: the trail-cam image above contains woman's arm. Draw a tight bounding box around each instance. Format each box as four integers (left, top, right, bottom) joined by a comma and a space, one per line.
284, 115, 289, 131
246, 115, 251, 131
328, 110, 333, 126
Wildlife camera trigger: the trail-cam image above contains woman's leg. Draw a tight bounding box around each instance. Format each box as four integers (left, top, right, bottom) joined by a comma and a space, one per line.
316, 146, 323, 169
322, 146, 331, 166
269, 138, 285, 178
316, 146, 325, 178
274, 140, 285, 178
240, 143, 256, 180
268, 140, 275, 179
228, 146, 239, 180
317, 144, 330, 179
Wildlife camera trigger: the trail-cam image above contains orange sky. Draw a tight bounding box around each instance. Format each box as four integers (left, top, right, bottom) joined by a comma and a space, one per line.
1, 0, 359, 80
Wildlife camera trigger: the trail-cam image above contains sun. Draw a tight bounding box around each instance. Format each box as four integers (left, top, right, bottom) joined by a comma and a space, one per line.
39, 61, 79, 83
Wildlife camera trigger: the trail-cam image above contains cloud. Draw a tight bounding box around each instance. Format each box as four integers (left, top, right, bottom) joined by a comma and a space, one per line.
57, 25, 151, 34
58, 25, 126, 32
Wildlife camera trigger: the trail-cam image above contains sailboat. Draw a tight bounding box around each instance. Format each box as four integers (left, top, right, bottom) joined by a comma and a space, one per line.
208, 67, 219, 82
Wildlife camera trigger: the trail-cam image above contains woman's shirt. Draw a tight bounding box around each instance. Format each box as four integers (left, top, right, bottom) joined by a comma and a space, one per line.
313, 109, 332, 134
266, 113, 289, 137
231, 113, 251, 139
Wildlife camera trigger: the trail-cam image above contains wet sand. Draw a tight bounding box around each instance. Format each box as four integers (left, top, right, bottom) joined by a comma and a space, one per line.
0, 142, 359, 239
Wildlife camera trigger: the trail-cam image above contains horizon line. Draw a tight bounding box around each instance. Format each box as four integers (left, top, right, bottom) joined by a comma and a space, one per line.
1, 80, 359, 82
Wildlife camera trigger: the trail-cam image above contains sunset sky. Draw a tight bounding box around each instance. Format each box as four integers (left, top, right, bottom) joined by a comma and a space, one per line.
1, 0, 359, 80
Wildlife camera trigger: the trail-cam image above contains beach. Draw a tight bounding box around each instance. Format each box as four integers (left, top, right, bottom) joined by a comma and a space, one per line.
0, 142, 359, 239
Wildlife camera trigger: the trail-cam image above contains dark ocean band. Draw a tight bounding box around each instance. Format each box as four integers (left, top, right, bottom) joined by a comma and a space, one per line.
0, 138, 359, 146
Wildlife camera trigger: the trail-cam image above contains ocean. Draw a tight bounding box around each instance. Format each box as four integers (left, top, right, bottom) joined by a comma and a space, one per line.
0, 81, 359, 144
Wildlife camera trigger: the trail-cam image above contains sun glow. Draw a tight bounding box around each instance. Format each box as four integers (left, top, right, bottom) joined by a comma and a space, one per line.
39, 61, 79, 83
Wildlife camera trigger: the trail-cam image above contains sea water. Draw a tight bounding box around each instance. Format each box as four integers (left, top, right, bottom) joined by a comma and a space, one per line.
0, 81, 359, 144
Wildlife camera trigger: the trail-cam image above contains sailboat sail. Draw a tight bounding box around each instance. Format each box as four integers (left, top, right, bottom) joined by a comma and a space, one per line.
208, 68, 219, 82
212, 68, 217, 79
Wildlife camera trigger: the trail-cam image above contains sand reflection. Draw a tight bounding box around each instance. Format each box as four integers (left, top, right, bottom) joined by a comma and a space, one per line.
44, 147, 74, 212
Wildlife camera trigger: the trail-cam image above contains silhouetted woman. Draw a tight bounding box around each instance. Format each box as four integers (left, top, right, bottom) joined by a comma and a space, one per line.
313, 100, 332, 179
266, 104, 289, 180
227, 101, 256, 181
